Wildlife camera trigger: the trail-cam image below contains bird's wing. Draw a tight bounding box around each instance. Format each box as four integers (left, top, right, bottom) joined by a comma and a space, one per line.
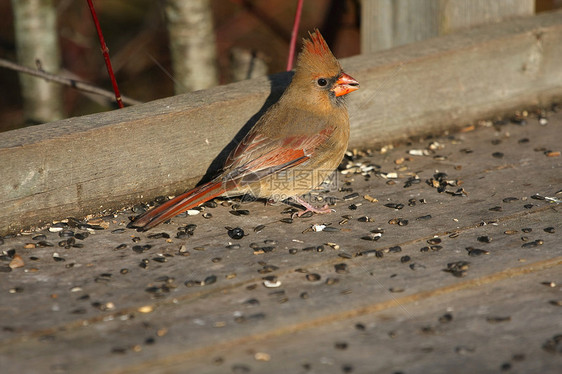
223, 126, 335, 183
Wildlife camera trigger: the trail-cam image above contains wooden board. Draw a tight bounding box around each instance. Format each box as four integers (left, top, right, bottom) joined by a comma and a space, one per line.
1, 10, 562, 235
361, 0, 535, 52
0, 108, 560, 373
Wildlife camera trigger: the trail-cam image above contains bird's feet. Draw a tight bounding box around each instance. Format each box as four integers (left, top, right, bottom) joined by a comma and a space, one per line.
292, 196, 334, 217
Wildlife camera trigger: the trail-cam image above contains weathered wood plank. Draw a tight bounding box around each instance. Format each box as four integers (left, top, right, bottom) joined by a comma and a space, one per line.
1, 10, 562, 235
0, 109, 560, 373
361, 0, 534, 53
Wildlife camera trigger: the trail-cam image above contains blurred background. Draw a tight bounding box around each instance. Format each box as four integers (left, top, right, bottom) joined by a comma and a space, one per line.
0, 0, 361, 132
0, 0, 559, 132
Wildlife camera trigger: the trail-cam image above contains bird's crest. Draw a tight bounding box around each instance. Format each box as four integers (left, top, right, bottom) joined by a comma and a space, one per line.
303, 29, 331, 57
297, 29, 341, 77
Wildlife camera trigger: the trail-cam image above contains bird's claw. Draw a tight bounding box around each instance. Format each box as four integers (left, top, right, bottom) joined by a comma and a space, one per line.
292, 201, 334, 218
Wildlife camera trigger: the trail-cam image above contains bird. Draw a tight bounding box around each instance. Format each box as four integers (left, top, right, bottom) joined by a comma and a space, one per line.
129, 29, 359, 231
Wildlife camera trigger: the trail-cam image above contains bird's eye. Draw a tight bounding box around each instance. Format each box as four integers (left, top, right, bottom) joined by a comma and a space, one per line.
317, 78, 328, 87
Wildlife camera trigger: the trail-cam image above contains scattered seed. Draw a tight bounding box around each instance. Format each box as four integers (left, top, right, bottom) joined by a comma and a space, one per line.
363, 195, 378, 203
59, 229, 74, 238
522, 228, 532, 233
384, 203, 404, 210
234, 209, 250, 216
263, 277, 281, 288
147, 232, 170, 239
544, 227, 555, 233
201, 200, 217, 208
443, 261, 469, 277
306, 273, 321, 282
361, 233, 382, 241
258, 265, 279, 274
477, 236, 492, 243
492, 152, 504, 158
521, 240, 543, 248
334, 263, 348, 274
542, 334, 562, 354
74, 232, 89, 240
280, 218, 293, 224
312, 224, 326, 232
323, 226, 339, 233
9, 255, 24, 269
416, 215, 432, 220
52, 253, 66, 262
486, 316, 511, 323
502, 197, 518, 203
504, 230, 518, 235
439, 313, 453, 323
334, 342, 348, 350
427, 238, 441, 245
343, 192, 359, 201
466, 247, 490, 256
254, 225, 265, 233
202, 275, 217, 286
489, 206, 502, 212
389, 287, 404, 293
388, 218, 408, 226
455, 345, 476, 355
227, 227, 245, 240
409, 263, 425, 270
400, 255, 411, 263
132, 245, 151, 254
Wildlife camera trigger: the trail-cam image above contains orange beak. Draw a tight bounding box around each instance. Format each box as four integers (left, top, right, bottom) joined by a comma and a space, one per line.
333, 72, 359, 97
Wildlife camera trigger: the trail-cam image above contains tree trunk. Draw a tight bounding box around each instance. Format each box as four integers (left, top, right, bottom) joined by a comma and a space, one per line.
11, 0, 63, 125
165, 0, 219, 94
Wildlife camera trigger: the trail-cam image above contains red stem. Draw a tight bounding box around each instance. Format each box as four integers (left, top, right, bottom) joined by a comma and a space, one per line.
86, 0, 124, 108
286, 0, 304, 71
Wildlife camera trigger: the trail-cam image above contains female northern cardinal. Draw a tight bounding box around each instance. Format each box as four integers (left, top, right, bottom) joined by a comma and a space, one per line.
129, 29, 359, 231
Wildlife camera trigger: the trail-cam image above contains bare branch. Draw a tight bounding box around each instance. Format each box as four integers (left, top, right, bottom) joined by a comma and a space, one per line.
0, 58, 142, 106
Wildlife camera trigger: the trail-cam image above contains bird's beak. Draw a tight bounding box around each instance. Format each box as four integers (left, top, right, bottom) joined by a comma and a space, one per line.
333, 73, 359, 97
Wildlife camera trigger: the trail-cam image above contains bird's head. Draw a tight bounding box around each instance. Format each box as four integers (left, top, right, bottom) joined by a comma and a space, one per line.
291, 29, 359, 108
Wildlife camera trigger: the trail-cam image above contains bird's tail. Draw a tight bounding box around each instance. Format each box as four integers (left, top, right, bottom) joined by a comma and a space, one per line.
128, 180, 227, 231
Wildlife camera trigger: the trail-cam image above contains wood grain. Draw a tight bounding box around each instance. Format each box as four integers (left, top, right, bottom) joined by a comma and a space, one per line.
0, 109, 560, 373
